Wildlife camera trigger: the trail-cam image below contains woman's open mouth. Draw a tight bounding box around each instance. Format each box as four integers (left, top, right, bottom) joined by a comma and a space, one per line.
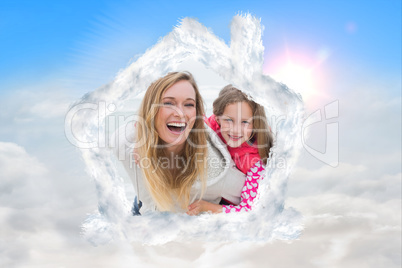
166, 122, 187, 134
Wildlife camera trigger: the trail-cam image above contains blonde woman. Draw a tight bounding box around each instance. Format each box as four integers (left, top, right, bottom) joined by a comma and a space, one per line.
114, 72, 245, 213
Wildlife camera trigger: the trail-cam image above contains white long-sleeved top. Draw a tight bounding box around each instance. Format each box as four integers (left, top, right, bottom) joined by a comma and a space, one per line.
112, 123, 245, 213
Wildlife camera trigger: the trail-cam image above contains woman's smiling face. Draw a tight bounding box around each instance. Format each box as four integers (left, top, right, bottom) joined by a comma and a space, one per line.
155, 80, 197, 153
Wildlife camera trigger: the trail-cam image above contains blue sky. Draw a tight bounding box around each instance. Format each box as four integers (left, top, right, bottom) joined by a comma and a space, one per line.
0, 0, 400, 97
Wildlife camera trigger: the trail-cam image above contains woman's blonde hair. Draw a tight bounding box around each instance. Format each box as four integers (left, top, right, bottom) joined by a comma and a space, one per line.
213, 85, 273, 164
136, 72, 207, 211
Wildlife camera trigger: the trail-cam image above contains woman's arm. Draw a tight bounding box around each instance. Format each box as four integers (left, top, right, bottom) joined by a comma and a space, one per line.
222, 160, 265, 213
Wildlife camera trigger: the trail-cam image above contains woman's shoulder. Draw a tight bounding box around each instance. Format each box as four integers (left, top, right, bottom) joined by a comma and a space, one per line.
203, 123, 236, 182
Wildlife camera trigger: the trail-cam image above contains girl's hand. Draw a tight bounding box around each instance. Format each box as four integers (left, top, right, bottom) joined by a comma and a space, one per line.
186, 200, 223, 216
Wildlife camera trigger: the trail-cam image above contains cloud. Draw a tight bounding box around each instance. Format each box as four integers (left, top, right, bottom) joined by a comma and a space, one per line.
0, 142, 51, 267
290, 162, 401, 202
0, 89, 73, 122
282, 194, 401, 268
0, 141, 98, 267
0, 142, 49, 208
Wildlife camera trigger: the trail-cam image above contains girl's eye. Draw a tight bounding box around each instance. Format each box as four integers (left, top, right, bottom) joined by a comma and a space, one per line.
224, 118, 233, 122
184, 103, 195, 107
242, 121, 250, 124
163, 102, 174, 106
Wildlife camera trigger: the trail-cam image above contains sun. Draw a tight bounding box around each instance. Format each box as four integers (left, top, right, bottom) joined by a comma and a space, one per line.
264, 47, 330, 105
270, 61, 317, 103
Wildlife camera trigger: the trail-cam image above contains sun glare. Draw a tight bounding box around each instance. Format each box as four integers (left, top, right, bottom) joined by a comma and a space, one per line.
264, 46, 330, 106
270, 61, 316, 103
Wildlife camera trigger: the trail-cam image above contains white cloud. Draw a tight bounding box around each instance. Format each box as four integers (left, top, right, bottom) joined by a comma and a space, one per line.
289, 162, 401, 202
282, 194, 401, 268
0, 89, 73, 122
0, 142, 49, 208
0, 141, 98, 267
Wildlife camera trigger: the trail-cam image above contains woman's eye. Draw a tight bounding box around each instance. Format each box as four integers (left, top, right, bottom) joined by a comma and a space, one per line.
242, 121, 250, 124
163, 102, 174, 106
184, 103, 195, 107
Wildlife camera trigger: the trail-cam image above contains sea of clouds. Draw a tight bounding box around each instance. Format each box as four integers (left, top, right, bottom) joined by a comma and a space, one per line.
0, 14, 400, 268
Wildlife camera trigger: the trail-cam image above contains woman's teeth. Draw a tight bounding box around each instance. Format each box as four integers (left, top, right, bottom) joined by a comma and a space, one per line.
167, 122, 186, 127
167, 122, 186, 133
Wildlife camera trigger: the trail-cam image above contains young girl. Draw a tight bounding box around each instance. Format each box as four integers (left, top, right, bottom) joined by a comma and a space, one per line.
187, 85, 273, 214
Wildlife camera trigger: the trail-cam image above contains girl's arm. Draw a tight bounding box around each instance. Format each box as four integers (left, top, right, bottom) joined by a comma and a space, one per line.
222, 160, 265, 213
187, 161, 266, 215
186, 200, 222, 215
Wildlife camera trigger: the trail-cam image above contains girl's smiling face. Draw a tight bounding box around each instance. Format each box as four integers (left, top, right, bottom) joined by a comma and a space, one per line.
155, 80, 197, 153
217, 101, 253, 148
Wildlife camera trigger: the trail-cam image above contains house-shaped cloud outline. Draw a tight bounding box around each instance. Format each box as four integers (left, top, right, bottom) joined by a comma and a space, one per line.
70, 14, 304, 245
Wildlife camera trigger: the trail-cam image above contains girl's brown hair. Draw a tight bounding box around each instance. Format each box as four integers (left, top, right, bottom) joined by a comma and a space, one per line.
213, 85, 273, 164
136, 72, 207, 211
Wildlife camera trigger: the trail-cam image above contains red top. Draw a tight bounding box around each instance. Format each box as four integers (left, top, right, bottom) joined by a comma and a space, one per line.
205, 115, 261, 174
